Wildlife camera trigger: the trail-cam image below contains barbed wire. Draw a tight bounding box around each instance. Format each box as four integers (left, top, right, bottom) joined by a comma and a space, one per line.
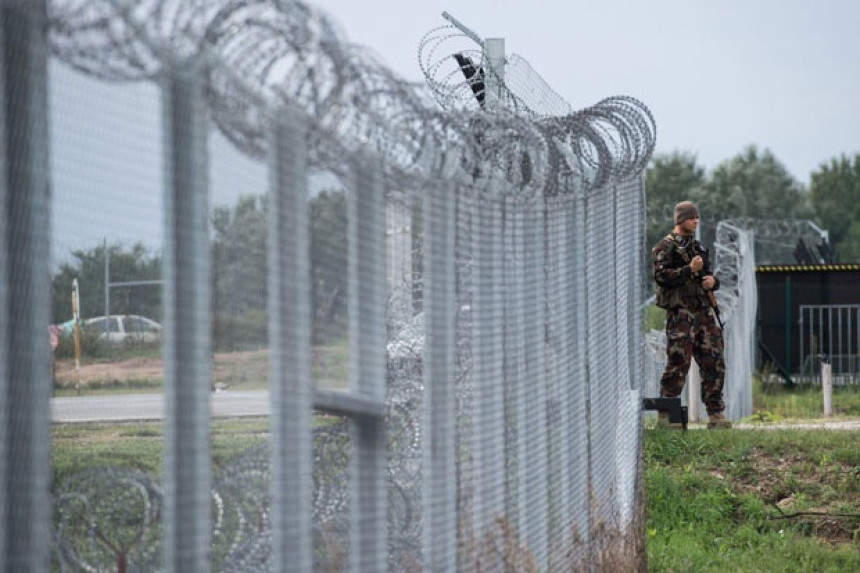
720, 218, 829, 265
52, 467, 164, 571
418, 20, 656, 192
50, 413, 425, 570
48, 0, 214, 80
49, 0, 656, 197
47, 2, 656, 566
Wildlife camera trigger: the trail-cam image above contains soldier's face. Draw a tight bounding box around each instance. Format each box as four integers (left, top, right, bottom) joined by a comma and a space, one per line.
679, 216, 699, 235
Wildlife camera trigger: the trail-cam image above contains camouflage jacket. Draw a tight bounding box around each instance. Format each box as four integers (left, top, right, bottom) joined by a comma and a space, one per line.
651, 232, 719, 310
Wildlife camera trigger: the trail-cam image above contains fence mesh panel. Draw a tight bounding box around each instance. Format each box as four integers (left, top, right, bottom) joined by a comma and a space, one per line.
0, 1, 767, 571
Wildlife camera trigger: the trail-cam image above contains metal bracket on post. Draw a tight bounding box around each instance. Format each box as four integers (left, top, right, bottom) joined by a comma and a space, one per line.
441, 11, 485, 49
440, 11, 506, 110
641, 397, 688, 430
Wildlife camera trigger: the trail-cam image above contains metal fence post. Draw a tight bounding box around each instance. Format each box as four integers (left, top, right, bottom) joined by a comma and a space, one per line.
613, 180, 643, 533
629, 181, 645, 393
821, 358, 832, 417
349, 154, 387, 572
568, 189, 591, 562
268, 107, 313, 572
523, 199, 549, 565
161, 54, 211, 573
586, 192, 620, 535
502, 196, 527, 531
472, 195, 505, 550
422, 179, 457, 572
688, 363, 702, 421
0, 1, 51, 569
545, 195, 572, 571
0, 19, 5, 566
484, 38, 505, 109
387, 191, 413, 324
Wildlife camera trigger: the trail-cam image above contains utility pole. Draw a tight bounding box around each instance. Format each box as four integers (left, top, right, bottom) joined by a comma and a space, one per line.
104, 239, 162, 322
72, 279, 82, 393
104, 238, 109, 322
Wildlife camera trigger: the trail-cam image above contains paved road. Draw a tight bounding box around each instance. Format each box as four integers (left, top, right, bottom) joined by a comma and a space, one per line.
52, 390, 270, 423
54, 393, 860, 430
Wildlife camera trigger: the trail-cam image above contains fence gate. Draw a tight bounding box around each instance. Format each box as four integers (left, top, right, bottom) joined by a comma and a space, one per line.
799, 305, 860, 384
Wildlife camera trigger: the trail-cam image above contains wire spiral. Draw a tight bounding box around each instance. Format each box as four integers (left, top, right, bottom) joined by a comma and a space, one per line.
49, 0, 656, 197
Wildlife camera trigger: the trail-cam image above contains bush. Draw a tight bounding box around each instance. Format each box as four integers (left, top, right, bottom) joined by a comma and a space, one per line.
213, 310, 268, 351
643, 304, 666, 332
54, 328, 108, 360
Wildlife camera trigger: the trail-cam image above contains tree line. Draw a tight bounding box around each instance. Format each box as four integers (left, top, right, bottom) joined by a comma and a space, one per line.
646, 147, 860, 261
52, 189, 348, 352
52, 146, 859, 345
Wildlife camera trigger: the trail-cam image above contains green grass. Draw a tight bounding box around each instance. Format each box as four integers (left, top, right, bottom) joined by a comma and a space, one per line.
51, 372, 860, 570
645, 379, 860, 572
52, 418, 272, 486
52, 379, 164, 397
55, 332, 163, 361
313, 341, 350, 388
51, 415, 345, 487
750, 376, 860, 421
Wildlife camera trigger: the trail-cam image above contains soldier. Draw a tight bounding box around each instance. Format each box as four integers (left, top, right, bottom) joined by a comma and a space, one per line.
652, 201, 731, 429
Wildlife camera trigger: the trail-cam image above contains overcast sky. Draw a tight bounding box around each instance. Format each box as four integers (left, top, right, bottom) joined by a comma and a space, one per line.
50, 0, 859, 266
309, 0, 859, 181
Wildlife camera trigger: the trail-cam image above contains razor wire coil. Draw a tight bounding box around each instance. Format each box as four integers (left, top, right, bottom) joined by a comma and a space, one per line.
49, 0, 656, 197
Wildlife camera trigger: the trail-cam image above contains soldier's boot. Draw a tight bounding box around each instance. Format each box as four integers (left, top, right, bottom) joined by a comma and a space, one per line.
657, 411, 683, 430
707, 412, 732, 430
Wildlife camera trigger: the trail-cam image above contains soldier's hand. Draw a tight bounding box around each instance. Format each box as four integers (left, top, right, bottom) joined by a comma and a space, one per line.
690, 255, 704, 273
701, 275, 715, 290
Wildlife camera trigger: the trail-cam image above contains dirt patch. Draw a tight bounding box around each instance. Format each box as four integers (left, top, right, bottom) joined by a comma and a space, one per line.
53, 349, 270, 390
730, 447, 860, 545
54, 357, 163, 387
730, 450, 811, 502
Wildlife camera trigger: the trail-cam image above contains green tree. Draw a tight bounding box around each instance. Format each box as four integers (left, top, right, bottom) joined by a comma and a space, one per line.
690, 145, 811, 249
645, 151, 706, 249
693, 145, 811, 223
211, 195, 268, 350
309, 190, 348, 340
809, 153, 860, 261
51, 242, 162, 323
210, 190, 349, 350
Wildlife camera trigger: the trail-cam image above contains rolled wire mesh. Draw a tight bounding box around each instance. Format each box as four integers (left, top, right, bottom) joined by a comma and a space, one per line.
696, 217, 828, 266
2, 0, 665, 570
714, 222, 757, 420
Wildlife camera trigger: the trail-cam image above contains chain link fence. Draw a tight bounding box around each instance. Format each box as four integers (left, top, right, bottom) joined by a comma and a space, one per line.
1, 0, 664, 570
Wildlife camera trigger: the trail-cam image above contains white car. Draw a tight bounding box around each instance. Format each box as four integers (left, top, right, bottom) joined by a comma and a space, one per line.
83, 315, 162, 345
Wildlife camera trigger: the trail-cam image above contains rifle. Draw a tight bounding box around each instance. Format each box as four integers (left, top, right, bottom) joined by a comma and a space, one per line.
706, 290, 724, 330
667, 234, 725, 329
692, 242, 724, 330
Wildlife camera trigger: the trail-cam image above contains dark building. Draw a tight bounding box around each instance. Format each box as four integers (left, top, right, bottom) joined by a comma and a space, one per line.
756, 264, 860, 382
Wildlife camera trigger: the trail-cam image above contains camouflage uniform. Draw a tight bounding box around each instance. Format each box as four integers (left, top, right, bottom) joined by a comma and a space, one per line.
652, 232, 726, 415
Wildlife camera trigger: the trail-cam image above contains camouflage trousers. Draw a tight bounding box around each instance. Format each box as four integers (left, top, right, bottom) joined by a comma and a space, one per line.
659, 305, 726, 415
